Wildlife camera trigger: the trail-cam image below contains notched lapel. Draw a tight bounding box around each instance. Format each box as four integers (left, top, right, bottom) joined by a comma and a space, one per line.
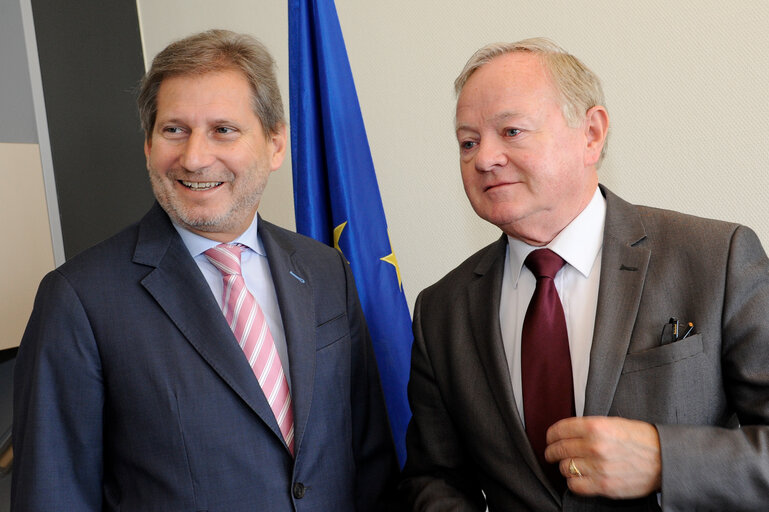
467, 237, 555, 494
134, 206, 289, 448
467, 238, 514, 429
585, 188, 650, 416
259, 220, 316, 457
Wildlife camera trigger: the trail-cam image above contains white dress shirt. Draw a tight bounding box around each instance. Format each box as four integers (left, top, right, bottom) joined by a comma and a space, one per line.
500, 187, 606, 424
173, 214, 291, 389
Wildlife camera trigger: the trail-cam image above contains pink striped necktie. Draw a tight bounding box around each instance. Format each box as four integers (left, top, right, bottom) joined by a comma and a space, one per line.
204, 243, 295, 455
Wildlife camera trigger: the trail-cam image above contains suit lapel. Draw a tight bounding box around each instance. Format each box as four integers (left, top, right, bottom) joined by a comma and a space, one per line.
584, 186, 650, 416
258, 218, 316, 457
133, 205, 289, 448
468, 187, 651, 498
467, 236, 559, 498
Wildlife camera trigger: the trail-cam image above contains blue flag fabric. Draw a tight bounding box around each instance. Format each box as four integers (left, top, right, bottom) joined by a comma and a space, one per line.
288, 0, 413, 466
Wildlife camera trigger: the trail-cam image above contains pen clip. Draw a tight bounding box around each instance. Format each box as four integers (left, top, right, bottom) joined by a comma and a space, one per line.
660, 318, 694, 344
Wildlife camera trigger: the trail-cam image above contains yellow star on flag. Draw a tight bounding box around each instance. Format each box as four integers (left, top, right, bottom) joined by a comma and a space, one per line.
380, 231, 403, 290
333, 221, 349, 263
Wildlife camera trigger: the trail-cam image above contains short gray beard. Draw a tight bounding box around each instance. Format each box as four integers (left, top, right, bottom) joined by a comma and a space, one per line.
149, 170, 263, 235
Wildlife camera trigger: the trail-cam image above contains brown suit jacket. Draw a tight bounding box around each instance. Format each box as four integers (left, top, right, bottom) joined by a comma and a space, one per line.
400, 186, 769, 511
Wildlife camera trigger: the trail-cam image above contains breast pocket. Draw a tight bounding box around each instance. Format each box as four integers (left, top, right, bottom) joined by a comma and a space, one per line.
312, 312, 353, 441
622, 334, 704, 374
315, 312, 349, 350
613, 334, 713, 424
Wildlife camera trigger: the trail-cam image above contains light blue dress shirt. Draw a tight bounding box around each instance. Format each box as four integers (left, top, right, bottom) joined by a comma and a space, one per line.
173, 214, 291, 389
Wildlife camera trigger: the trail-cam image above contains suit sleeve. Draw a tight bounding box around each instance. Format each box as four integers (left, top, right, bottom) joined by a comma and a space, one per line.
12, 271, 104, 511
398, 292, 487, 511
342, 252, 400, 511
657, 225, 769, 510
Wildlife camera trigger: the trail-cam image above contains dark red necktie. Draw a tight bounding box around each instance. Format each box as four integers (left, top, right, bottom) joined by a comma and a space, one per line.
521, 248, 575, 490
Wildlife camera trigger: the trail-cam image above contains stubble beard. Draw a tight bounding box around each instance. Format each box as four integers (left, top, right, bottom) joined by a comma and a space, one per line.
148, 167, 264, 235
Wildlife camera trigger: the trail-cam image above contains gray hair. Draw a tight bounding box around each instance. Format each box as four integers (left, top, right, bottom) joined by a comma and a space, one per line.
138, 29, 284, 140
455, 38, 608, 164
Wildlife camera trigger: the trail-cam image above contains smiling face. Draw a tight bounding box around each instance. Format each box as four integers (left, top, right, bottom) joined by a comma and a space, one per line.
455, 52, 605, 245
145, 69, 286, 242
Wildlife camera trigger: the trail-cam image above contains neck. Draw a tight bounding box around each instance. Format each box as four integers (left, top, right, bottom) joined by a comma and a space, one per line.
503, 182, 598, 246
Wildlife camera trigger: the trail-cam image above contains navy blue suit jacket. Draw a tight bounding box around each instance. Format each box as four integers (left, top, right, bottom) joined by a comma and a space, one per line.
13, 203, 397, 511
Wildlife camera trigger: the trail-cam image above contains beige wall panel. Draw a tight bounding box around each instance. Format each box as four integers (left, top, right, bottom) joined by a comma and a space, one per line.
137, 0, 769, 312
0, 143, 55, 349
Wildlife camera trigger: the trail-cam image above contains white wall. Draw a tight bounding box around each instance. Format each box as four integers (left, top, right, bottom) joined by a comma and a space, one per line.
137, 0, 769, 312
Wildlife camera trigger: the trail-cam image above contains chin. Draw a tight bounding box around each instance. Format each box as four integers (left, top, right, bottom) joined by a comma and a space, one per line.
165, 203, 224, 229
475, 207, 525, 229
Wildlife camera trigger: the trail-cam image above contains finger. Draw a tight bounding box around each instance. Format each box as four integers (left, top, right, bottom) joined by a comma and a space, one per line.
562, 458, 602, 497
562, 457, 586, 479
566, 473, 600, 497
546, 416, 589, 444
545, 431, 592, 463
545, 437, 577, 463
558, 420, 662, 499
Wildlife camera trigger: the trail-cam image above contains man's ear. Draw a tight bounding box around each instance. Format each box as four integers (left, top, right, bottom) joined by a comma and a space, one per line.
143, 138, 152, 168
583, 105, 609, 167
269, 123, 288, 172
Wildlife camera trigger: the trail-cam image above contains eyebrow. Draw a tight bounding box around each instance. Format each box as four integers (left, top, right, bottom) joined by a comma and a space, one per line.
455, 111, 526, 132
155, 117, 238, 126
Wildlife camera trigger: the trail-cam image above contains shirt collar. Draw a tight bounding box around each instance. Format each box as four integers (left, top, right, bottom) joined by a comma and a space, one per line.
172, 213, 266, 259
507, 187, 606, 285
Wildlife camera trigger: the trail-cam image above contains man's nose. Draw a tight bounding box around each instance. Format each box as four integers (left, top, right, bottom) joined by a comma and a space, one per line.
474, 138, 507, 172
179, 132, 216, 171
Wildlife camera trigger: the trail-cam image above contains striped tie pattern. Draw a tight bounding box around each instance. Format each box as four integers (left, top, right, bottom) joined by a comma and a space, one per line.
205, 243, 295, 455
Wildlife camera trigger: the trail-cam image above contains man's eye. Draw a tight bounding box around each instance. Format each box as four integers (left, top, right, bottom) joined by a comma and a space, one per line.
215, 126, 235, 134
460, 140, 477, 150
163, 126, 183, 134
505, 128, 521, 137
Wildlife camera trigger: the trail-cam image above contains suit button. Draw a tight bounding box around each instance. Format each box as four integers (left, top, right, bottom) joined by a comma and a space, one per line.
293, 482, 306, 499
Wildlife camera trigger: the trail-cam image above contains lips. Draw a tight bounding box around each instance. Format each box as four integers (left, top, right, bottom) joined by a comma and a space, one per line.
484, 181, 516, 192
179, 180, 223, 190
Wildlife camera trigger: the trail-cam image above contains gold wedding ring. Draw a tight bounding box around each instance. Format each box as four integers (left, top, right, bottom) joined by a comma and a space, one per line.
568, 458, 583, 477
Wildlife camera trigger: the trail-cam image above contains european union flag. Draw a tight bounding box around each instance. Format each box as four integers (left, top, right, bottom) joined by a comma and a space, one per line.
288, 0, 412, 465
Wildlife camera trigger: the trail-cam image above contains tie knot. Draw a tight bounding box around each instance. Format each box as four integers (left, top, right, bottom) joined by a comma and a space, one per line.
524, 248, 565, 280
204, 243, 244, 276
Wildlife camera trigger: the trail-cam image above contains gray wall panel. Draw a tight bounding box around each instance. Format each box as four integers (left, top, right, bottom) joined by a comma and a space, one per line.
0, 0, 37, 143
31, 0, 152, 259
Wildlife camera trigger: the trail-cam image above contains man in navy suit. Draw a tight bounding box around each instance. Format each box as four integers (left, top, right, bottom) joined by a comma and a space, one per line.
13, 29, 397, 511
